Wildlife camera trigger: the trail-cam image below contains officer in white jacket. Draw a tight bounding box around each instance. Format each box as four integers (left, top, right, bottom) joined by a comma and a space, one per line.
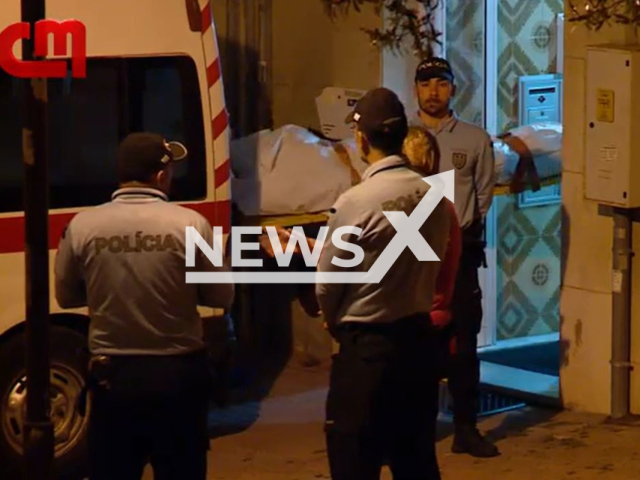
317, 88, 451, 480
413, 57, 498, 458
55, 132, 234, 480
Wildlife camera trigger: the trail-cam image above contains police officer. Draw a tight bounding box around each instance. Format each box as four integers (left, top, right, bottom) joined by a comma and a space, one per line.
54, 132, 234, 480
317, 87, 451, 480
413, 58, 498, 458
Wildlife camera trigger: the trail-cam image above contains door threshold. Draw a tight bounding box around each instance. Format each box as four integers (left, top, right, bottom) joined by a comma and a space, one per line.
479, 332, 559, 353
480, 361, 561, 409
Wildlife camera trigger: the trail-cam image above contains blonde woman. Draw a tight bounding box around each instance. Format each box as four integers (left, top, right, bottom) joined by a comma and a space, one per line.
403, 126, 461, 361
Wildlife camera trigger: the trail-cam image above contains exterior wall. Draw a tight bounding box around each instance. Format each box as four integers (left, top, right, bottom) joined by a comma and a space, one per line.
560, 0, 638, 414
381, 45, 421, 117
214, 1, 382, 134
271, 0, 382, 131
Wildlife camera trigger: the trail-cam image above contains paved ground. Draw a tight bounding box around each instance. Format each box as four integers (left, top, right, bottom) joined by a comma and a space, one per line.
144, 359, 640, 479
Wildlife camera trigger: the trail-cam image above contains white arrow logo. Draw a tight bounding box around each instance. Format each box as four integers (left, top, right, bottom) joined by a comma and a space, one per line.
186, 170, 455, 284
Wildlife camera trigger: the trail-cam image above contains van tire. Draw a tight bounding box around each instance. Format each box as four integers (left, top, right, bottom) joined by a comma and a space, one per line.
0, 326, 90, 480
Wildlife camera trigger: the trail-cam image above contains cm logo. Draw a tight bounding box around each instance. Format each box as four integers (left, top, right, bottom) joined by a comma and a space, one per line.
0, 19, 86, 78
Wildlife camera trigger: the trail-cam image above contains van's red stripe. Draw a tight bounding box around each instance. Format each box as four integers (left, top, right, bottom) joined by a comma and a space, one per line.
207, 58, 221, 88
214, 160, 230, 189
186, 199, 231, 235
0, 213, 76, 255
0, 201, 231, 255
212, 109, 228, 141
201, 2, 212, 33
182, 201, 230, 233
215, 199, 231, 232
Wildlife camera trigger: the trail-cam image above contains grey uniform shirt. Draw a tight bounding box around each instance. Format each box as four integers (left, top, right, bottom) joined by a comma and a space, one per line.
54, 187, 234, 356
315, 156, 451, 328
412, 112, 495, 230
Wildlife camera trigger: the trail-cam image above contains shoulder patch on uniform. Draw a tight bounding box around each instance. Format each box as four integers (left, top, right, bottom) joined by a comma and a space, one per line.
452, 152, 467, 169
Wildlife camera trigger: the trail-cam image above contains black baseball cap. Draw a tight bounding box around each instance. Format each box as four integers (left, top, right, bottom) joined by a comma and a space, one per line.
344, 87, 408, 137
117, 132, 188, 183
415, 57, 455, 83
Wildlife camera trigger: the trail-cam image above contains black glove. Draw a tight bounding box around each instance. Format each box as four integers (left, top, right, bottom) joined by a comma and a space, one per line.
462, 219, 487, 269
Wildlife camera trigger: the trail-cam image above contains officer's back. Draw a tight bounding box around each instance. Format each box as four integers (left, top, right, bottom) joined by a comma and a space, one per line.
55, 133, 233, 356
320, 161, 450, 326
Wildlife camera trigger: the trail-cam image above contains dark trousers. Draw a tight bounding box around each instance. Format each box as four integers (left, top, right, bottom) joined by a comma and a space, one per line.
448, 258, 483, 427
325, 316, 441, 480
88, 352, 212, 480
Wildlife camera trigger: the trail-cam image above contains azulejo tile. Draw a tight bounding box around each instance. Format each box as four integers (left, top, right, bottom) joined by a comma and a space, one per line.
542, 208, 561, 237
496, 195, 561, 339
541, 288, 560, 331
543, 0, 564, 18
498, 298, 527, 339
448, 48, 484, 123
511, 207, 543, 238
520, 203, 560, 234
532, 23, 553, 52
446, 0, 483, 43
542, 234, 561, 263
513, 241, 559, 302
500, 223, 525, 257
446, 0, 484, 124
497, 280, 539, 339
527, 316, 555, 336
499, 0, 540, 36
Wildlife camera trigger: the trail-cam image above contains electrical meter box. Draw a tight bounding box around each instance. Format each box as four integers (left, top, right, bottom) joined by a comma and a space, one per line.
585, 45, 640, 208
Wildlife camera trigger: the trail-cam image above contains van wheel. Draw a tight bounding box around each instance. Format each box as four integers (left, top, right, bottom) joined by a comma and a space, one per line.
0, 326, 90, 479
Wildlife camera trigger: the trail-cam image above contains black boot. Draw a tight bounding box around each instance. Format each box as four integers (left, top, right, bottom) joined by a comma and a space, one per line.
452, 424, 500, 458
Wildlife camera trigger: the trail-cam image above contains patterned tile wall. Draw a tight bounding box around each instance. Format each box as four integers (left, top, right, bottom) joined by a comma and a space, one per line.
496, 0, 562, 340
445, 0, 485, 128
497, 0, 563, 132
444, 1, 563, 340
495, 194, 561, 340
445, 0, 563, 132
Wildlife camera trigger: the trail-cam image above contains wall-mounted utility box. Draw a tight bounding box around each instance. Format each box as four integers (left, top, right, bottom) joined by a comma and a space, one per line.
518, 74, 563, 126
585, 45, 640, 208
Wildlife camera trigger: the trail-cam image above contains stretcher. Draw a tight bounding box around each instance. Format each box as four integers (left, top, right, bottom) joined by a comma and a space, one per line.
240, 175, 562, 229
231, 122, 562, 224
248, 211, 331, 228
493, 175, 561, 197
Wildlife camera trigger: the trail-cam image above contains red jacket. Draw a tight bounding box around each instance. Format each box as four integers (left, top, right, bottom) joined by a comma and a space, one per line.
430, 199, 461, 329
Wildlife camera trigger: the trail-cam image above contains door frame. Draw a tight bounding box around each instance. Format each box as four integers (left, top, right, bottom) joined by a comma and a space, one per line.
437, 0, 499, 347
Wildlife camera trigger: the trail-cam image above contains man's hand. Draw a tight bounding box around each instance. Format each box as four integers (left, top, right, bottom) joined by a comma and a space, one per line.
259, 226, 319, 258
259, 226, 298, 257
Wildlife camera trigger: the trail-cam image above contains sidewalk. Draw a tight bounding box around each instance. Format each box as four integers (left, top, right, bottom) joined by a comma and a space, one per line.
146, 360, 640, 479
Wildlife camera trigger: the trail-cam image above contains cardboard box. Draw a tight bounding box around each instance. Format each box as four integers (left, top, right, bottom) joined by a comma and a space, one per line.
315, 87, 366, 140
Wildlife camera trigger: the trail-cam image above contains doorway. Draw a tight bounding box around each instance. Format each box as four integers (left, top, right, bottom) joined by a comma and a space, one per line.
440, 0, 564, 403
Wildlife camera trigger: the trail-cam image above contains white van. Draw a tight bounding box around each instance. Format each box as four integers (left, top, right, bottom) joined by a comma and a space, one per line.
0, 0, 231, 476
